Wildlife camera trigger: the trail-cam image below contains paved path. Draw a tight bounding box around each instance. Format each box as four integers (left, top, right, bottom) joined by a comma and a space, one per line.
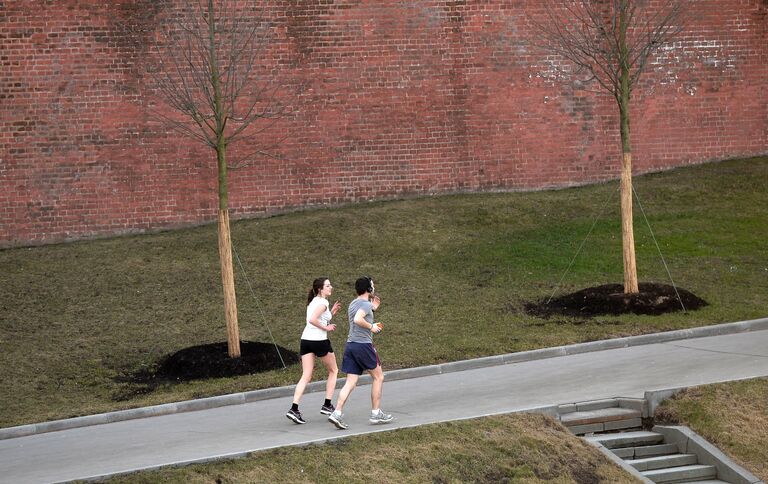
2, 324, 768, 483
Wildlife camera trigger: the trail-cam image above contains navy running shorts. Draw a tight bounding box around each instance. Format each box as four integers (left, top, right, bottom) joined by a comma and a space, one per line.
300, 339, 334, 357
341, 342, 380, 375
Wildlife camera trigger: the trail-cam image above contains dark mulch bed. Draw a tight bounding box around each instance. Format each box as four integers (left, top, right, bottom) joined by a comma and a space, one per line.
114, 341, 299, 400
525, 282, 707, 318
154, 341, 300, 381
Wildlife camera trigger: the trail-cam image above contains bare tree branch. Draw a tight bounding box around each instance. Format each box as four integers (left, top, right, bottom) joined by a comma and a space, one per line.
145, 0, 299, 161
530, 0, 688, 100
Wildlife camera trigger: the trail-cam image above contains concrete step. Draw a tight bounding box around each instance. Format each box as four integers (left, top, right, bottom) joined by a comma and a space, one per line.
558, 398, 620, 414
613, 443, 680, 459
561, 407, 642, 426
642, 464, 717, 483
626, 453, 698, 471
587, 431, 664, 449
563, 406, 644, 435
559, 398, 650, 434
569, 417, 643, 435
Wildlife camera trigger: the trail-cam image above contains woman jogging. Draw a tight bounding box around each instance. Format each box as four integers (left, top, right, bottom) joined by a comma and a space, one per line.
286, 277, 342, 424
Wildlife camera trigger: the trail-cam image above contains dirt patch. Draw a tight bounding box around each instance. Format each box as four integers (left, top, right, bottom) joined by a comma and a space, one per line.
114, 341, 299, 400
525, 282, 707, 318
154, 341, 299, 380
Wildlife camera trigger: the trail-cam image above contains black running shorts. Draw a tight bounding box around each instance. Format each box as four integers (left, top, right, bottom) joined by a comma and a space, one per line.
300, 339, 334, 357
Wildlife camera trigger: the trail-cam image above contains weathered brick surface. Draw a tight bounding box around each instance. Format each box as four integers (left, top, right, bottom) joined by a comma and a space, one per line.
1, 1, 766, 247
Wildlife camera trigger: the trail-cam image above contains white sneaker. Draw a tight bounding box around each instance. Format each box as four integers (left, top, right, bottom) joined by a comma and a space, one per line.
369, 409, 393, 424
328, 411, 348, 430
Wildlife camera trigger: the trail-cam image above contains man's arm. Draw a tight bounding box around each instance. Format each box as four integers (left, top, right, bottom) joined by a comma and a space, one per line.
354, 308, 380, 333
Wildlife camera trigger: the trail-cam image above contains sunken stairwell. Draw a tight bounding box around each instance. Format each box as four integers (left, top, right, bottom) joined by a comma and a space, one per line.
556, 398, 763, 484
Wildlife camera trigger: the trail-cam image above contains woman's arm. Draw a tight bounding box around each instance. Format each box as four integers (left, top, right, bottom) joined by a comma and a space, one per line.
308, 303, 336, 331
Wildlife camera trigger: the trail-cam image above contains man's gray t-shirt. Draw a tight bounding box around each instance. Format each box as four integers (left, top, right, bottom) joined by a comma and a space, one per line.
347, 298, 374, 343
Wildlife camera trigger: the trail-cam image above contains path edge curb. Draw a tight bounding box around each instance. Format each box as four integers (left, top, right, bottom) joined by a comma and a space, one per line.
2, 316, 766, 441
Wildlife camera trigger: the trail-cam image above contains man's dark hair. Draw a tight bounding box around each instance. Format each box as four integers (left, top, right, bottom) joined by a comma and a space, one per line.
355, 276, 373, 295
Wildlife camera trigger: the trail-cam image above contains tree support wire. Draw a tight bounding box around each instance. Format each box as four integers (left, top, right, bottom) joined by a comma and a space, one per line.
547, 185, 618, 304
632, 185, 687, 312
231, 242, 288, 369
547, 181, 686, 313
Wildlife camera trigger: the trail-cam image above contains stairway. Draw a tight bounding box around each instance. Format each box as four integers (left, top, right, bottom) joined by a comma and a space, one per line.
589, 430, 721, 483
556, 398, 758, 484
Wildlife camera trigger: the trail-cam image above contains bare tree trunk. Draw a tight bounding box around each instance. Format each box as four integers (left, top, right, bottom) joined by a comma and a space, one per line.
620, 151, 639, 294
216, 135, 240, 359
216, 142, 240, 358
217, 208, 241, 358
217, 140, 240, 358
618, 0, 639, 294
216, 135, 240, 358
209, 0, 240, 358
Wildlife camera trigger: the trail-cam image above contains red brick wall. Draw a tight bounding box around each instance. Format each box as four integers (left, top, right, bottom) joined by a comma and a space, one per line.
1, 0, 766, 247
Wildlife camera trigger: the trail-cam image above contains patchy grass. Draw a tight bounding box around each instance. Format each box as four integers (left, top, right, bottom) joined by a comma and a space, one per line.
654, 377, 768, 481
1, 156, 767, 427
106, 413, 640, 484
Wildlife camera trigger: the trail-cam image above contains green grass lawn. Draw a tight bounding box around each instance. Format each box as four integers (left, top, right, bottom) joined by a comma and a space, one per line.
105, 413, 640, 484
1, 156, 767, 428
654, 377, 768, 481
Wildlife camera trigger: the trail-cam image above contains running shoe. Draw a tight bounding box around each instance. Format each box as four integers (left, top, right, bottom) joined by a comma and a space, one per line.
320, 403, 335, 415
369, 409, 394, 424
286, 408, 306, 424
328, 411, 348, 430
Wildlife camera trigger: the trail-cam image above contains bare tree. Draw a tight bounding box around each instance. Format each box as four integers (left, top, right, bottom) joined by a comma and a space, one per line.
531, 0, 687, 293
149, 0, 295, 357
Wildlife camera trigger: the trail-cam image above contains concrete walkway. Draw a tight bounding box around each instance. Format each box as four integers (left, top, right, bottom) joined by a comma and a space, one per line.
2, 319, 768, 484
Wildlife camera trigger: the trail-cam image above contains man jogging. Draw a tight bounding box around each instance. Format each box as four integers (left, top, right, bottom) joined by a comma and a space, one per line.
328, 276, 393, 429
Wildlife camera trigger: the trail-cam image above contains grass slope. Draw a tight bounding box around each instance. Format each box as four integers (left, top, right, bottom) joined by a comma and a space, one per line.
105, 413, 640, 484
1, 156, 767, 427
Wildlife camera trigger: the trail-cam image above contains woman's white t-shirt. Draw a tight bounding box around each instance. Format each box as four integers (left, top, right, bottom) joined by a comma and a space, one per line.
301, 296, 332, 341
